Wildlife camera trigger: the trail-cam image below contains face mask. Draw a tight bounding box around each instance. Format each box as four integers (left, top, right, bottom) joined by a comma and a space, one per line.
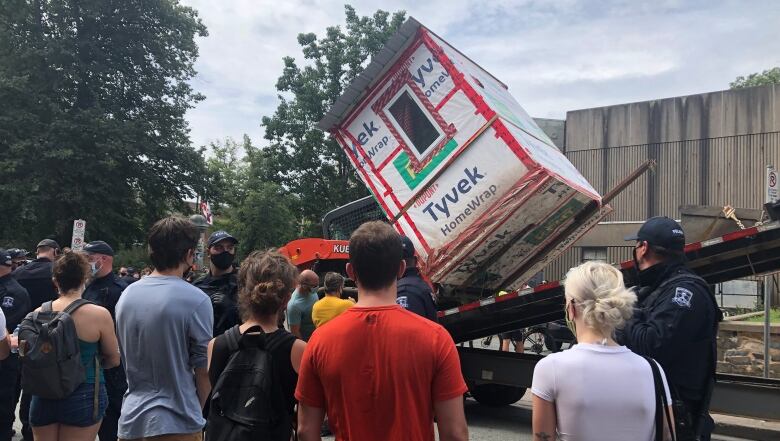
565, 300, 577, 336
211, 251, 234, 270
90, 261, 101, 277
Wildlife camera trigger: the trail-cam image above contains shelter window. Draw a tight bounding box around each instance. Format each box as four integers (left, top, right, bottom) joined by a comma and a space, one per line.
386, 87, 444, 160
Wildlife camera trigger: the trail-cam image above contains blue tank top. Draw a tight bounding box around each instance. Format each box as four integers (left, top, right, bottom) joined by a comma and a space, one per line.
79, 340, 104, 384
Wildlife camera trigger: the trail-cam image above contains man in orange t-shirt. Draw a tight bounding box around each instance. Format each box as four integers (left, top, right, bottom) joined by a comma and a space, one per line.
295, 221, 468, 441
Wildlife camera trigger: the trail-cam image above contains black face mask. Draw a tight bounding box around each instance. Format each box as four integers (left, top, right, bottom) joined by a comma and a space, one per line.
211, 251, 235, 270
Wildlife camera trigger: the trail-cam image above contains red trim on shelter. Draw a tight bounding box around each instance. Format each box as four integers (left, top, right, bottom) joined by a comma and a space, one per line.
435, 86, 460, 111
426, 172, 549, 277
377, 146, 403, 171
491, 119, 538, 170
340, 37, 427, 131
339, 130, 433, 255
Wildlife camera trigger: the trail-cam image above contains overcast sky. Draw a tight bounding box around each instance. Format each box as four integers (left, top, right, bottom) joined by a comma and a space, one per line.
181, 0, 780, 149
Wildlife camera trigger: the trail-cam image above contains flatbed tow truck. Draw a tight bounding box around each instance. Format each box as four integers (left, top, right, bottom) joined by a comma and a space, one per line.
280, 198, 780, 422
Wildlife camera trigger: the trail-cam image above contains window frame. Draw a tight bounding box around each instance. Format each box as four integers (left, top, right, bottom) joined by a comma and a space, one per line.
382, 84, 446, 163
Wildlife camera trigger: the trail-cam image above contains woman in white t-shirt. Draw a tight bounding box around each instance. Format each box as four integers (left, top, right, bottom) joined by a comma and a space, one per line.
531, 261, 674, 441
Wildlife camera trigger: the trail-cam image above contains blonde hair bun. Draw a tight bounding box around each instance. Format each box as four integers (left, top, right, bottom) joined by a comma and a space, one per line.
564, 261, 637, 337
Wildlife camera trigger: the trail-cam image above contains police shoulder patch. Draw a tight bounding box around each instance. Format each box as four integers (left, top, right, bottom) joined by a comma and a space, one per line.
2, 296, 13, 309
672, 287, 693, 308
396, 296, 409, 309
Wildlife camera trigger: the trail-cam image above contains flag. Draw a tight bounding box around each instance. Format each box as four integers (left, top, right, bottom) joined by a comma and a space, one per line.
200, 201, 213, 225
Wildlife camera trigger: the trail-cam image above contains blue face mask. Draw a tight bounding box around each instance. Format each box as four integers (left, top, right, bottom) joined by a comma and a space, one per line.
90, 261, 101, 277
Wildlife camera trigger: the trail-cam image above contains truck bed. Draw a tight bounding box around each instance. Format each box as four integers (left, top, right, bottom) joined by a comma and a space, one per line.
440, 221, 780, 343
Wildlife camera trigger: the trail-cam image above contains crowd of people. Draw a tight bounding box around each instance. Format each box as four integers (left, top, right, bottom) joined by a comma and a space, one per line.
0, 214, 721, 441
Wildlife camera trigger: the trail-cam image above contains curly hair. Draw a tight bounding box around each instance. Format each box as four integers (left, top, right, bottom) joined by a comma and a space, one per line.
237, 250, 299, 319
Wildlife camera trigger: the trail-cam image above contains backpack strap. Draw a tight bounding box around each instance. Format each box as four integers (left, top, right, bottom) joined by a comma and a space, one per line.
63, 298, 92, 315
92, 355, 100, 422
644, 356, 676, 441
223, 324, 242, 353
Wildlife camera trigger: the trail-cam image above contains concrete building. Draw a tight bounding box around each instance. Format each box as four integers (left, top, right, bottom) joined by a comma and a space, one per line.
543, 84, 780, 306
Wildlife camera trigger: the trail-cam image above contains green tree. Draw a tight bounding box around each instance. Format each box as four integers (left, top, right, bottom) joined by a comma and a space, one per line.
205, 135, 250, 209
261, 5, 406, 237
0, 0, 213, 249
730, 67, 780, 89
205, 135, 298, 256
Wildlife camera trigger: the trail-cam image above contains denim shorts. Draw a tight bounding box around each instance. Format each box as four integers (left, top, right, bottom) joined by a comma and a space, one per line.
30, 382, 108, 427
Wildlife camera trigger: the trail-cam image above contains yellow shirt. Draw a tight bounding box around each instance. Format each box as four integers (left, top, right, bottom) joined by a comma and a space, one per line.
312, 295, 355, 328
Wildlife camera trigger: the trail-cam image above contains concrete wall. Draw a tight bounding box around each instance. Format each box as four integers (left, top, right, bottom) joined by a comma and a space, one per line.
541, 84, 780, 281
565, 84, 780, 151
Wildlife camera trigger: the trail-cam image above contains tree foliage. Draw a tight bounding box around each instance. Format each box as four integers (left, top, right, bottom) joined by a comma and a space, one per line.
261, 5, 406, 237
730, 67, 780, 89
0, 0, 213, 249
204, 136, 297, 257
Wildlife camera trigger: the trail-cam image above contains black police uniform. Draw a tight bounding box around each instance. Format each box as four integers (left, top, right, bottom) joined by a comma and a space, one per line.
616, 261, 721, 441
0, 274, 31, 441
84, 272, 127, 320
12, 256, 56, 440
194, 270, 240, 336
84, 272, 128, 441
395, 267, 438, 322
12, 257, 57, 310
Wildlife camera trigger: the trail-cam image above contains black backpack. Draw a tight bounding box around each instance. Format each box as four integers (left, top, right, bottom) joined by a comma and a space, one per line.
18, 299, 92, 399
206, 325, 296, 441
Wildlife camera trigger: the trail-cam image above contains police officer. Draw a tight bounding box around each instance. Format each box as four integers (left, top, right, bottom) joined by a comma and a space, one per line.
616, 217, 722, 441
0, 249, 30, 441
13, 238, 59, 440
7, 249, 28, 271
194, 231, 240, 336
395, 236, 437, 322
83, 240, 127, 441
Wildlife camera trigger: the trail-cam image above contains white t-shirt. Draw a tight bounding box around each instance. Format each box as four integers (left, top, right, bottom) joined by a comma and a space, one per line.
532, 343, 671, 441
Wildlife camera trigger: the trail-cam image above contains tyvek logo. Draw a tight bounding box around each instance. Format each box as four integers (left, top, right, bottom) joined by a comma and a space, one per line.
422, 167, 486, 221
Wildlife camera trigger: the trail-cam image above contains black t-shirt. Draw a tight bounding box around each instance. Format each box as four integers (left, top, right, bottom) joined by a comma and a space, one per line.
209, 327, 298, 416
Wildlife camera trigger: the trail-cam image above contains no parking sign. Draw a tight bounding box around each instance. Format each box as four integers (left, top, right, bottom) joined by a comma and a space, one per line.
768, 166, 778, 204
71, 219, 86, 251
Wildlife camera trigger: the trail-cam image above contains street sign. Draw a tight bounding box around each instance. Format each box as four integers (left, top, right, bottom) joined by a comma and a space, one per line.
71, 219, 86, 251
767, 165, 778, 204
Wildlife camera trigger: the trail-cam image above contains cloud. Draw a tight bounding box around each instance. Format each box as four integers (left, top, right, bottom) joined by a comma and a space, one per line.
181, 0, 780, 147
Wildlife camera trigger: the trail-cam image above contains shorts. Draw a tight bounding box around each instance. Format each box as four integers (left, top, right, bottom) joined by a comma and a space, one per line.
499, 330, 524, 341
30, 382, 108, 427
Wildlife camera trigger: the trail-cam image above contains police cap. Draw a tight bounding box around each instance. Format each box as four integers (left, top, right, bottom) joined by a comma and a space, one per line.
84, 240, 115, 256
208, 231, 238, 248
0, 249, 11, 266
36, 239, 60, 250
400, 235, 416, 258
625, 216, 685, 251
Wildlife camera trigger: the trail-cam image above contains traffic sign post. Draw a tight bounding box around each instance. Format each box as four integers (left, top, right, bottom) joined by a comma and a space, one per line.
71, 219, 86, 251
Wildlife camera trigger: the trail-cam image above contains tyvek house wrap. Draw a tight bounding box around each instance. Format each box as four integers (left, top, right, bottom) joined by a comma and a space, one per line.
322, 18, 610, 291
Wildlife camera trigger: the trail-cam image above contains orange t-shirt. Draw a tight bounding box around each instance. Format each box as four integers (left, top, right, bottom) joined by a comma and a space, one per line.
295, 304, 467, 441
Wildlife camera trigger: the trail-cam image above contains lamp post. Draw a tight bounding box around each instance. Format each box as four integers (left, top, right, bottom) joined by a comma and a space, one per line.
189, 214, 209, 271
